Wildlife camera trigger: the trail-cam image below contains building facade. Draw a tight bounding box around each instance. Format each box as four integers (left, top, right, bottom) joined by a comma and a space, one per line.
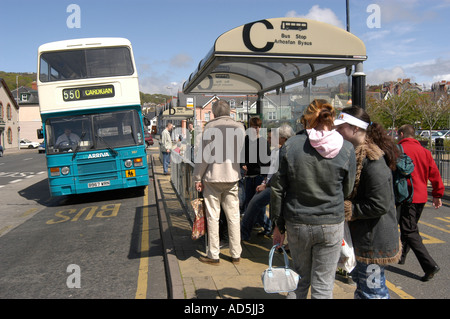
0, 78, 20, 151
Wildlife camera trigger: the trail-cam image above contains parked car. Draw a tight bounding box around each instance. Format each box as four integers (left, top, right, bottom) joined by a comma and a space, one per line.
439, 130, 450, 138
418, 130, 438, 138
0, 145, 3, 157
144, 131, 154, 147
20, 139, 40, 149
38, 142, 45, 153
430, 130, 450, 141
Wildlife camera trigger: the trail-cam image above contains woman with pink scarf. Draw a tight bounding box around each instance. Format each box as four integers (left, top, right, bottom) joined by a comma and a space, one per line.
270, 99, 356, 299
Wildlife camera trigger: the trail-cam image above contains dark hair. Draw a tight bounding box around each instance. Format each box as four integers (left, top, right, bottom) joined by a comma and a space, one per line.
341, 106, 399, 171
249, 117, 262, 128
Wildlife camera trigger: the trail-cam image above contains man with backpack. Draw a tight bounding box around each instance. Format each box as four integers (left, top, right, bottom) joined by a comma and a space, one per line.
397, 124, 444, 282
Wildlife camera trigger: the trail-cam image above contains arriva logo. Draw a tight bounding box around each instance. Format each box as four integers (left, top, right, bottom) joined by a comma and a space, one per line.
88, 152, 110, 159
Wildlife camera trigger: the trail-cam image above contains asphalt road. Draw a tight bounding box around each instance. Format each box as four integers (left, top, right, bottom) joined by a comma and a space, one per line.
0, 149, 167, 299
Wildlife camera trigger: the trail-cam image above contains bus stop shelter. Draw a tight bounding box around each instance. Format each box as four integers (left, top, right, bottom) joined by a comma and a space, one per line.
182, 17, 367, 111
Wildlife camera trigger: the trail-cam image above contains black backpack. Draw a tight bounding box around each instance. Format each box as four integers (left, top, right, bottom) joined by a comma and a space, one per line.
393, 144, 414, 204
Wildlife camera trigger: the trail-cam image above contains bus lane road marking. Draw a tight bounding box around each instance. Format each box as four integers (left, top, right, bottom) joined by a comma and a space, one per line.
419, 220, 450, 235
45, 204, 121, 224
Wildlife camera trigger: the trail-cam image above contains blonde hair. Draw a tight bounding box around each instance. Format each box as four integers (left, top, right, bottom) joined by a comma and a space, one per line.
301, 99, 335, 129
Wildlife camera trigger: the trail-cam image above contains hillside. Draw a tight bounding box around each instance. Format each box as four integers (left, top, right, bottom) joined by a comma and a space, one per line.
0, 71, 37, 90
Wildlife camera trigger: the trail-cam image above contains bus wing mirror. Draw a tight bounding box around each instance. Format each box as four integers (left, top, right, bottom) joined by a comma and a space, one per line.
37, 128, 44, 139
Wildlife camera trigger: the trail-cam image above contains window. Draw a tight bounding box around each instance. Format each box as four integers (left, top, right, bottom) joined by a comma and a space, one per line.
21, 94, 28, 102
45, 110, 143, 154
7, 127, 12, 144
7, 104, 11, 120
268, 111, 277, 120
39, 46, 134, 82
0, 102, 3, 118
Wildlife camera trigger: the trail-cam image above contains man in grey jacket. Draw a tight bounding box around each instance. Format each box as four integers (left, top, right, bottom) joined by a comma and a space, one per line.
193, 100, 245, 265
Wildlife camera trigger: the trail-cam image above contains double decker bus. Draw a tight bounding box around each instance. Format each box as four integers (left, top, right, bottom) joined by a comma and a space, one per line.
37, 38, 149, 196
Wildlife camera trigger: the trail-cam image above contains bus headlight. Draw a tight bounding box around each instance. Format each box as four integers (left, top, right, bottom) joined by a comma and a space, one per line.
61, 167, 70, 175
124, 159, 133, 168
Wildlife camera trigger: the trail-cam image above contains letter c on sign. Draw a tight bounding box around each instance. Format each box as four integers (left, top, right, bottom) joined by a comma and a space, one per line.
243, 20, 274, 52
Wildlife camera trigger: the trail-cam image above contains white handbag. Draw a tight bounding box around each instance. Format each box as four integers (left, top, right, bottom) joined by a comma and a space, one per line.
261, 245, 300, 293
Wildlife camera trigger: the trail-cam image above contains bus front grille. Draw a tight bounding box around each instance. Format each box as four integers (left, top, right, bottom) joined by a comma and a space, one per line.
76, 160, 118, 182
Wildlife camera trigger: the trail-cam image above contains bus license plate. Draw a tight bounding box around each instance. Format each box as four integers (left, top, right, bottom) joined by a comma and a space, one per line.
125, 169, 136, 178
88, 181, 111, 188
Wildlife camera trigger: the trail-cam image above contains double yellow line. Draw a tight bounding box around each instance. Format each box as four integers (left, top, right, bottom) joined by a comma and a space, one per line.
135, 186, 150, 299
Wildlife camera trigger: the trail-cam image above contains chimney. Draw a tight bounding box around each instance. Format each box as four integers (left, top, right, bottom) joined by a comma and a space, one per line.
32, 81, 37, 90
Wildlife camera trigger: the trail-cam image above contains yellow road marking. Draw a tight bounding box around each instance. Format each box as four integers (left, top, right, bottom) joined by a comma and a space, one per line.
420, 232, 445, 244
135, 186, 150, 299
419, 221, 450, 234
20, 208, 39, 218
434, 216, 450, 224
0, 226, 13, 236
386, 280, 415, 299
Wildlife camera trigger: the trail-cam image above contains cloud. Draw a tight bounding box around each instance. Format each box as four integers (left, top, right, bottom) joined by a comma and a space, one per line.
433, 74, 450, 82
404, 58, 450, 78
170, 53, 193, 68
365, 57, 450, 86
139, 74, 185, 95
136, 56, 190, 94
366, 66, 407, 84
286, 5, 345, 29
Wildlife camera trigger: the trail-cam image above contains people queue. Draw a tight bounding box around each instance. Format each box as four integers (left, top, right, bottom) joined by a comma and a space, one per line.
188, 99, 444, 299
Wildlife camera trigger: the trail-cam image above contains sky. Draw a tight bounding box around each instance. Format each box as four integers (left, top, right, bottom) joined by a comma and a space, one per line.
1, 0, 450, 94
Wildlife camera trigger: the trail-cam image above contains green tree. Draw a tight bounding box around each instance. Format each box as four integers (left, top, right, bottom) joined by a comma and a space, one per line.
413, 93, 450, 145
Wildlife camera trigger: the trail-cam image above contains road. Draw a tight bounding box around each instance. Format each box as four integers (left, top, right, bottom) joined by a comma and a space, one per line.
0, 149, 167, 298
385, 198, 450, 299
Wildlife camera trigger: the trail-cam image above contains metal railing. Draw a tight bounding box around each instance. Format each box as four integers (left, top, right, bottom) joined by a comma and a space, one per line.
170, 150, 197, 222
430, 146, 450, 187
168, 142, 450, 218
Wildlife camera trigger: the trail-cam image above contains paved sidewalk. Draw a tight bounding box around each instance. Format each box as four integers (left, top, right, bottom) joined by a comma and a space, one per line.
151, 153, 356, 299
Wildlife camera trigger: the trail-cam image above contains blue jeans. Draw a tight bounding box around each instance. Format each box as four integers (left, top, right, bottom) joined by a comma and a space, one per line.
162, 151, 170, 173
286, 222, 343, 299
243, 175, 265, 211
241, 187, 271, 241
352, 261, 390, 299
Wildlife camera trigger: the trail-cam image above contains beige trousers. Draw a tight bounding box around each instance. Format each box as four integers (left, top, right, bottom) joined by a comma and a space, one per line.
203, 181, 242, 259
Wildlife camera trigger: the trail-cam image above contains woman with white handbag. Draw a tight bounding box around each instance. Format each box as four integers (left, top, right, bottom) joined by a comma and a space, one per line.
270, 99, 356, 299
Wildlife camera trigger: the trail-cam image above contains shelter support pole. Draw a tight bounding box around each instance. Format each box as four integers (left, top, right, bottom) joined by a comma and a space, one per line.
256, 94, 263, 118
352, 62, 366, 109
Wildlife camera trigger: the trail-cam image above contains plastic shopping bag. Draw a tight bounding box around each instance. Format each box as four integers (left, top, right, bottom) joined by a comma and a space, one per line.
338, 222, 356, 273
191, 198, 206, 240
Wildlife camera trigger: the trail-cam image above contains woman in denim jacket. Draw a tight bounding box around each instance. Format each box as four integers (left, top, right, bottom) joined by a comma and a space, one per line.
270, 99, 356, 299
334, 106, 401, 299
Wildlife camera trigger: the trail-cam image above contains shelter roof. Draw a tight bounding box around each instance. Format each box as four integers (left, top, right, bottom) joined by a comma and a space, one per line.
182, 18, 367, 96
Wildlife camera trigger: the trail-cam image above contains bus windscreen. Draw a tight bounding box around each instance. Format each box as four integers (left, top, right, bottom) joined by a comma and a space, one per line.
39, 46, 134, 82
45, 110, 143, 154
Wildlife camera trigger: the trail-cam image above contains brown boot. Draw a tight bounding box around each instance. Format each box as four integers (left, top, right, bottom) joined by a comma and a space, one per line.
199, 256, 220, 266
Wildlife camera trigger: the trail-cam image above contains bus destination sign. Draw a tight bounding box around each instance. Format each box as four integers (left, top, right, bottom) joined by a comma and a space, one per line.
63, 85, 115, 102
